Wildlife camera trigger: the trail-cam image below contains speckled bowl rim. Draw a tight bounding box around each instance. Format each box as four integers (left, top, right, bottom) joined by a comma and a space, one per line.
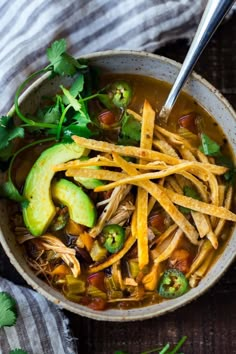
1, 50, 236, 322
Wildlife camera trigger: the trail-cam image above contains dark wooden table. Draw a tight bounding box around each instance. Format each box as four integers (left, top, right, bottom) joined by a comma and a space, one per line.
1, 13, 236, 354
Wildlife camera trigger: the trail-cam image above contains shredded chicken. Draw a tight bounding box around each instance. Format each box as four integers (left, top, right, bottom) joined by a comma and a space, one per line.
107, 196, 135, 226
89, 185, 132, 237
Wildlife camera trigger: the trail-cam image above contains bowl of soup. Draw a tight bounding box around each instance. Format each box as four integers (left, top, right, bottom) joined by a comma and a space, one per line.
0, 46, 235, 321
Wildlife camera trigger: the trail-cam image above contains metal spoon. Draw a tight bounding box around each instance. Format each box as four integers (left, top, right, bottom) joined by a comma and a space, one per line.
159, 0, 235, 122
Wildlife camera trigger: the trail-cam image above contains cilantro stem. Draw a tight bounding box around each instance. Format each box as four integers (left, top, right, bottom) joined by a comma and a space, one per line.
141, 347, 162, 354
14, 68, 58, 129
8, 137, 55, 184
159, 344, 170, 354
79, 92, 100, 102
56, 104, 71, 140
168, 336, 187, 354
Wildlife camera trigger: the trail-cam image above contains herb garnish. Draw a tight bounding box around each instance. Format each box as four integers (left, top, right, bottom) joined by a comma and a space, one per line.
114, 336, 187, 354
199, 133, 221, 156
0, 291, 18, 328
9, 350, 28, 354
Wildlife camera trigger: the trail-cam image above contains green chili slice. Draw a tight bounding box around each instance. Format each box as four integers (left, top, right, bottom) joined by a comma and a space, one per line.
110, 81, 132, 108
158, 269, 189, 299
102, 224, 125, 253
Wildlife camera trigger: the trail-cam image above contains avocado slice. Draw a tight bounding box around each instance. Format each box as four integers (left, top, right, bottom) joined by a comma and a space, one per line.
23, 143, 86, 236
51, 179, 96, 227
74, 156, 105, 189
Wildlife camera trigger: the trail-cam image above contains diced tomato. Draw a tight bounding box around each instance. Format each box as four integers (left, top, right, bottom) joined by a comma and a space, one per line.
168, 249, 192, 274
88, 297, 107, 311
98, 110, 117, 125
178, 113, 197, 134
149, 213, 166, 233
88, 272, 106, 292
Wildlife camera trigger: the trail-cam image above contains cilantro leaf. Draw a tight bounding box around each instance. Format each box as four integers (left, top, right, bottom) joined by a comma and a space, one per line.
9, 350, 28, 354
47, 39, 87, 76
120, 112, 141, 142
63, 105, 92, 141
0, 181, 28, 206
60, 86, 81, 111
46, 39, 66, 64
0, 292, 18, 328
0, 116, 24, 151
200, 133, 221, 156
180, 186, 201, 214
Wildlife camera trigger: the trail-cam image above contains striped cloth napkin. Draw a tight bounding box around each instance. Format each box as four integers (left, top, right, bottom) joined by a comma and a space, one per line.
2, 0, 235, 353
0, 277, 77, 354
0, 0, 208, 116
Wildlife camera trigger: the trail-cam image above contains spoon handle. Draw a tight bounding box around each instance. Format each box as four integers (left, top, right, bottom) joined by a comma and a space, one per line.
159, 0, 235, 120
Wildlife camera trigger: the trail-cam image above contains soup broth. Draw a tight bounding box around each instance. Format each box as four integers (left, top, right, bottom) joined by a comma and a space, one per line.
9, 72, 235, 311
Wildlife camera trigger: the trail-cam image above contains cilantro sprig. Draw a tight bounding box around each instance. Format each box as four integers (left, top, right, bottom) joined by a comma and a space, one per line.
0, 291, 18, 328
114, 336, 187, 354
9, 350, 28, 354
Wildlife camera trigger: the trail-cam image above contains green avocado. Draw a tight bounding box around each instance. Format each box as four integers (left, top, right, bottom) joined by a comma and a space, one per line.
23, 142, 86, 236
51, 179, 96, 227
74, 156, 105, 189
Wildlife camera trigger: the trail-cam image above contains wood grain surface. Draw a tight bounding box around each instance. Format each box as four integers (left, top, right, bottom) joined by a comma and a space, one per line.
1, 13, 236, 354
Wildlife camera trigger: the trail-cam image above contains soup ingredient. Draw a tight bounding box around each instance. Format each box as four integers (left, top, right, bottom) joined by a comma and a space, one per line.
0, 292, 18, 328
102, 224, 125, 253
50, 207, 69, 231
51, 179, 96, 227
178, 112, 197, 134
23, 143, 85, 236
98, 110, 117, 126
108, 81, 132, 108
74, 156, 104, 189
200, 133, 221, 156
168, 249, 192, 274
158, 269, 189, 298
9, 350, 28, 354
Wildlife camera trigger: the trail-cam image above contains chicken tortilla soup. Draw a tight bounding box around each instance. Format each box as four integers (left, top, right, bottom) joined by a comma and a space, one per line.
1, 40, 235, 311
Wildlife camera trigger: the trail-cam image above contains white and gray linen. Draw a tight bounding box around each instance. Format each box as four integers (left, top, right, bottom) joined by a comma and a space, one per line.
0, 277, 77, 354
0, 0, 208, 116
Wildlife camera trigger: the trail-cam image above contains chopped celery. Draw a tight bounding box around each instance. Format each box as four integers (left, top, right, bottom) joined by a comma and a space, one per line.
64, 292, 82, 302
127, 259, 140, 278
105, 276, 123, 299
64, 275, 86, 294
90, 240, 108, 262
87, 285, 107, 300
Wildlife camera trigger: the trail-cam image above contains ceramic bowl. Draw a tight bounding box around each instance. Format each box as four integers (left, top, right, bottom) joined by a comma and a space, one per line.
0, 51, 235, 321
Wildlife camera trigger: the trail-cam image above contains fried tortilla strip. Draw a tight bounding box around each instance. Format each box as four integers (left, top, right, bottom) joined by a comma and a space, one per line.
152, 228, 183, 264
137, 100, 155, 269
153, 139, 179, 158
140, 99, 155, 158
214, 185, 233, 237
137, 188, 149, 269
189, 250, 215, 288
93, 161, 213, 192
191, 212, 211, 238
163, 187, 236, 221
53, 156, 116, 172
72, 136, 227, 175
186, 240, 212, 278
112, 152, 199, 245
154, 125, 193, 149
88, 232, 136, 274
66, 168, 126, 181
